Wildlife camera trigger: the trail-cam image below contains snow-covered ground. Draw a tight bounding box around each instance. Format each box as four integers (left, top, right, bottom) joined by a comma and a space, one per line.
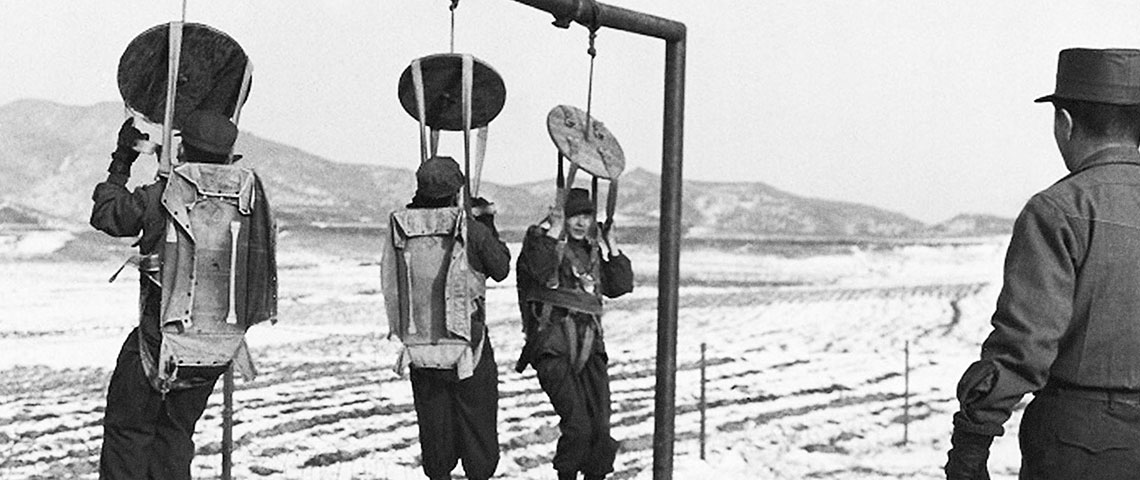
0, 239, 1021, 479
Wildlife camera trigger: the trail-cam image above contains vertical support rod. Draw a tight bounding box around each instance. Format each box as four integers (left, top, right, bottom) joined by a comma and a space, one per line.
903, 340, 910, 446
652, 35, 685, 480
222, 365, 234, 480
699, 342, 706, 460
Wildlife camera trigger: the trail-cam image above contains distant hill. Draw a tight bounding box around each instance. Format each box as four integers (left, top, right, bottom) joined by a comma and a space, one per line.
927, 213, 1014, 237
0, 99, 1010, 239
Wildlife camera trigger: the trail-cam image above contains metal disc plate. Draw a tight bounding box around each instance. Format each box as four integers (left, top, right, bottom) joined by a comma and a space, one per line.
397, 53, 507, 131
546, 105, 625, 179
118, 22, 250, 127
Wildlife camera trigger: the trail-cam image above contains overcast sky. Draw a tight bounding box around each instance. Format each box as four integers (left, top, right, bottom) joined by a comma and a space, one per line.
3, 1, 1140, 223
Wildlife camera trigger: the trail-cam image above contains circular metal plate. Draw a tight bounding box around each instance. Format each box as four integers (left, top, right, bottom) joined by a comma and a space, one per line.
397, 53, 507, 131
546, 105, 625, 180
118, 23, 250, 127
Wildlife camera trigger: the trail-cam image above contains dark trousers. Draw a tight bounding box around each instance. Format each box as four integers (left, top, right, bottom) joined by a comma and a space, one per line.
100, 329, 221, 480
1019, 391, 1140, 480
534, 347, 618, 477
410, 339, 500, 480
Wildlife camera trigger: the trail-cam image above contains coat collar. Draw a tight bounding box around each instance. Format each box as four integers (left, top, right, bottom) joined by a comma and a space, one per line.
1069, 145, 1140, 175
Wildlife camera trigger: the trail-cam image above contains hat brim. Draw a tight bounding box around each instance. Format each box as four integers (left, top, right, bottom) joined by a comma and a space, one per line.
1034, 94, 1056, 103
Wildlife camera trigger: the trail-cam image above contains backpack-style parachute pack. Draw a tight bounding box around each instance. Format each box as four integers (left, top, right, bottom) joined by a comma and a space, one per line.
145, 162, 276, 393
382, 207, 486, 379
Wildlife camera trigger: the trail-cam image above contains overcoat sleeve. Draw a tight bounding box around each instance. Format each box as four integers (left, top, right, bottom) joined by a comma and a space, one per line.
953, 194, 1076, 436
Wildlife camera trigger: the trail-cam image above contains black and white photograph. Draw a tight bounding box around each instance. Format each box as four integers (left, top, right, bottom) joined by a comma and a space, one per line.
4, 1, 1140, 479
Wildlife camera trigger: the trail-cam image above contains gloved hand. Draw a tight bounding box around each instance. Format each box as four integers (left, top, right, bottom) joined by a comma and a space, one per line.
470, 197, 500, 237
471, 196, 496, 218
945, 430, 993, 480
543, 206, 565, 239
109, 118, 149, 174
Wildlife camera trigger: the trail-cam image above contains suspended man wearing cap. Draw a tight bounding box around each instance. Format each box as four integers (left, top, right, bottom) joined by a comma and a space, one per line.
91, 110, 275, 479
382, 155, 511, 480
947, 48, 1140, 480
515, 188, 634, 480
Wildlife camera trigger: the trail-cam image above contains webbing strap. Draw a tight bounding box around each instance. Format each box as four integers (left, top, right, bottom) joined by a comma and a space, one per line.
231, 59, 253, 126
471, 126, 488, 196
160, 21, 184, 177
228, 59, 253, 164
461, 54, 474, 214
430, 129, 440, 158
604, 180, 619, 232
591, 176, 599, 211
411, 59, 429, 164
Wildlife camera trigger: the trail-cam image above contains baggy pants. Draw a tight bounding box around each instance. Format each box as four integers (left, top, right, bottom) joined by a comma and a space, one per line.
410, 338, 500, 480
534, 344, 618, 477
100, 328, 221, 480
1018, 390, 1140, 480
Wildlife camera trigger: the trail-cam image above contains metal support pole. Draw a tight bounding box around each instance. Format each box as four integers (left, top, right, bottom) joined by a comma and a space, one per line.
903, 340, 910, 446
504, 2, 685, 478
699, 342, 706, 460
653, 36, 685, 479
222, 365, 234, 479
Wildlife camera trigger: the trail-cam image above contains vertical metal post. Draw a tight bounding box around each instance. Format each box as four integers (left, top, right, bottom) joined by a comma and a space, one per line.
502, 2, 685, 478
222, 365, 234, 479
903, 340, 910, 446
653, 34, 685, 480
699, 342, 706, 460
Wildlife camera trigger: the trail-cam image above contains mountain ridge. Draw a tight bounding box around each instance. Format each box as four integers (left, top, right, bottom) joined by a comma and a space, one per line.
0, 99, 1011, 238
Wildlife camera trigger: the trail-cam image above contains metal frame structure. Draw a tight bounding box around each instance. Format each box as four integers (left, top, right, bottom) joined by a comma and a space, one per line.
506, 2, 686, 478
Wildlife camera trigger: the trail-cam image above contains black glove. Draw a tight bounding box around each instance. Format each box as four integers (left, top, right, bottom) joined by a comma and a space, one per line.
109, 118, 148, 172
471, 197, 499, 236
945, 430, 993, 480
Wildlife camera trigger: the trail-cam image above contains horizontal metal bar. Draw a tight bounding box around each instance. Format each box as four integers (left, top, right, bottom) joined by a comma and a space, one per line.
510, 0, 685, 41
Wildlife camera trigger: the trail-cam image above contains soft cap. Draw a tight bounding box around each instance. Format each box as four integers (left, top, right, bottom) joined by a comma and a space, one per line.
416, 156, 465, 199
564, 188, 595, 218
179, 110, 238, 154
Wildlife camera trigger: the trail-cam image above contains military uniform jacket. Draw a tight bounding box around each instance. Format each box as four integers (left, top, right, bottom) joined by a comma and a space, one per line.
956, 145, 1140, 436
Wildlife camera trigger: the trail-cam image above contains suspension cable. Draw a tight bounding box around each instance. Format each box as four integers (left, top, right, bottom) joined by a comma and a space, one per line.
449, 0, 460, 53
584, 0, 600, 139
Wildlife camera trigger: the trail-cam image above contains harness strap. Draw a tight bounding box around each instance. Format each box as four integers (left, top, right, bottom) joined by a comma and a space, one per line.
430, 129, 440, 158
411, 58, 430, 164
231, 59, 253, 126
461, 54, 475, 213
604, 180, 618, 233
159, 21, 184, 177
470, 126, 488, 196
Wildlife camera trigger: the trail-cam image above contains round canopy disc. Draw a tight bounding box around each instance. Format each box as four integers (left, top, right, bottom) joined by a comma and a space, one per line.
546, 105, 625, 180
397, 53, 507, 131
118, 22, 251, 128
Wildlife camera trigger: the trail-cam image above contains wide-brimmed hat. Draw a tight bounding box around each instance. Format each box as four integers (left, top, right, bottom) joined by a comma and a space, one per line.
179, 110, 238, 154
416, 156, 465, 199
1035, 48, 1140, 105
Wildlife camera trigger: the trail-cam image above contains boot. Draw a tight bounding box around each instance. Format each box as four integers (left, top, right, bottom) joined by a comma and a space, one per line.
584, 476, 606, 480
557, 471, 577, 480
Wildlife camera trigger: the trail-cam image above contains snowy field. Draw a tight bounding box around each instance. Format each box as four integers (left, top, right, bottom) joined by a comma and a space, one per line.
0, 237, 1025, 479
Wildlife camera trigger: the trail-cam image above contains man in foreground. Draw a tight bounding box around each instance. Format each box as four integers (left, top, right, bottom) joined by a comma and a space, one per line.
947, 48, 1140, 479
